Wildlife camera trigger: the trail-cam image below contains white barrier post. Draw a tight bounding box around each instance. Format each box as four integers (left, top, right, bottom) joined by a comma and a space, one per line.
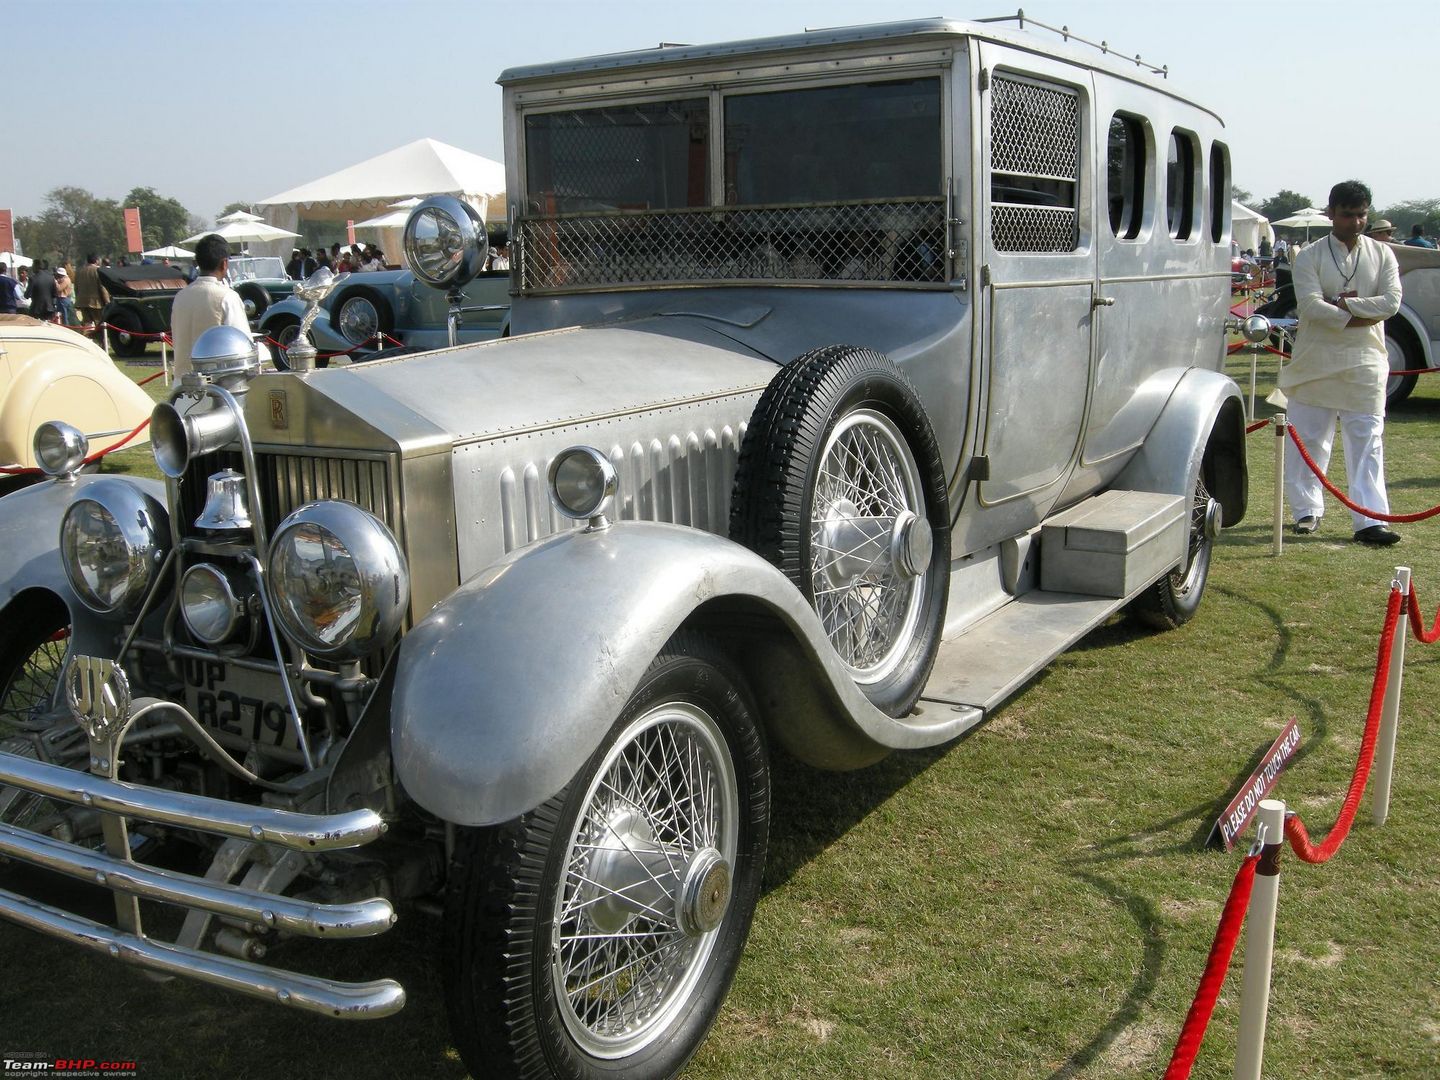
1247, 345, 1259, 422
1272, 414, 1286, 556
1233, 799, 1285, 1080
1373, 566, 1410, 826
160, 334, 170, 385
102, 321, 110, 355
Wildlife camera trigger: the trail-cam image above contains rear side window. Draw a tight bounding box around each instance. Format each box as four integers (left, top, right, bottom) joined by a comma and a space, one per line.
990, 73, 1081, 252
1107, 113, 1146, 240
1166, 129, 1198, 240
723, 78, 942, 205
1209, 142, 1230, 243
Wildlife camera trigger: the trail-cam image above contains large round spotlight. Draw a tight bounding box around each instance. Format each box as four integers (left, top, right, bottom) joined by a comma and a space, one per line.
181, 563, 247, 645
402, 195, 487, 291
548, 446, 618, 521
34, 421, 89, 478
266, 502, 409, 660
59, 479, 170, 616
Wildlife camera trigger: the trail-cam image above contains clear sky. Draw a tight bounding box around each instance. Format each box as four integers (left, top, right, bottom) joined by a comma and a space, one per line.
2, 0, 1432, 225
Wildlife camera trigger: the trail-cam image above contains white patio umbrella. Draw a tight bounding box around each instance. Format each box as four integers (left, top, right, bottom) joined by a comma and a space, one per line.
181, 219, 302, 246
142, 244, 195, 259
216, 209, 265, 224
1271, 207, 1331, 240
351, 197, 422, 231
0, 252, 32, 269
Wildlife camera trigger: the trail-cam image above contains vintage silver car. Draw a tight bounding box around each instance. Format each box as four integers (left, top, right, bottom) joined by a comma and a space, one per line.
0, 18, 1250, 1079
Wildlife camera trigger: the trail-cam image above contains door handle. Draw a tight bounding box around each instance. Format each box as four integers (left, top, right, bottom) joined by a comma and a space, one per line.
1092, 296, 1115, 308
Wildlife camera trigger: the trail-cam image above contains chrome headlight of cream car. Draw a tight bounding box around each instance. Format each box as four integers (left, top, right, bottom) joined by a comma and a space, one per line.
59, 479, 170, 616
266, 502, 410, 660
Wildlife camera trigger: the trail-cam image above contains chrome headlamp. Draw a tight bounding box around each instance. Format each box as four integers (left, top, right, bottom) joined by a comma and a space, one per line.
548, 446, 618, 526
266, 502, 409, 660
181, 563, 249, 645
33, 421, 89, 479
403, 195, 487, 290
59, 479, 170, 616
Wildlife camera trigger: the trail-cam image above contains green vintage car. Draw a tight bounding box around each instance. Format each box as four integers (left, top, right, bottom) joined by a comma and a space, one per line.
100, 257, 296, 357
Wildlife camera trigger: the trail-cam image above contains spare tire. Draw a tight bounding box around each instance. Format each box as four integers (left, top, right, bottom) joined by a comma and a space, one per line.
730, 345, 950, 716
234, 282, 270, 321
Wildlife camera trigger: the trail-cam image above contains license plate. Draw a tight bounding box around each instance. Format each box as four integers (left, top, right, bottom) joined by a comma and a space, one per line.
180, 657, 297, 751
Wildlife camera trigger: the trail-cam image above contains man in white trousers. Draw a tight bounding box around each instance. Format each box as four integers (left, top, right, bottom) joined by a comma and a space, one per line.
1278, 179, 1403, 545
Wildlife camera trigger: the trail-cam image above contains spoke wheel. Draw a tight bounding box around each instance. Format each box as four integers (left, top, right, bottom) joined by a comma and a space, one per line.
0, 593, 71, 828
443, 633, 768, 1080
552, 700, 737, 1058
731, 345, 949, 716
1129, 469, 1218, 630
810, 409, 927, 686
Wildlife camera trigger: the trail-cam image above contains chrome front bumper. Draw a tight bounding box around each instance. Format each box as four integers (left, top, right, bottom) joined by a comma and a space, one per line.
0, 750, 405, 1019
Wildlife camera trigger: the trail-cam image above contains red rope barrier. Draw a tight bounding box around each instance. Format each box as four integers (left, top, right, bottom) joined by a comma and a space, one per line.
1283, 587, 1403, 864
137, 370, 165, 386
1245, 419, 1269, 435
1406, 588, 1440, 644
1163, 854, 1261, 1080
1286, 424, 1440, 523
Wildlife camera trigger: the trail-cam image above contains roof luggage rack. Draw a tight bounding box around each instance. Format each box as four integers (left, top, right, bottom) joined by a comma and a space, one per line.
976, 8, 1168, 78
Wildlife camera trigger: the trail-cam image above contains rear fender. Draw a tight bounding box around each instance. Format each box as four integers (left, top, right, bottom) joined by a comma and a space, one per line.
1114, 368, 1247, 527
390, 522, 976, 826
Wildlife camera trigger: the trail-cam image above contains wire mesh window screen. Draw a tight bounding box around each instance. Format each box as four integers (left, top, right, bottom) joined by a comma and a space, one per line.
989, 74, 1081, 252
517, 199, 947, 291
524, 99, 710, 216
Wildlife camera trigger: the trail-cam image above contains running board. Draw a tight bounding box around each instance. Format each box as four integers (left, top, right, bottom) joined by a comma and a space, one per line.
920, 589, 1132, 715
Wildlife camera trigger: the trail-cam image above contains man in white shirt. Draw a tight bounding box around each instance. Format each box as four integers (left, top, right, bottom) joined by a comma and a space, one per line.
169, 234, 250, 378
1278, 180, 1403, 545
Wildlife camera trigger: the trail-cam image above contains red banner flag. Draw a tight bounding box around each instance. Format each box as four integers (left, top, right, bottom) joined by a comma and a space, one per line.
123, 207, 143, 253
0, 209, 14, 254
346, 219, 356, 246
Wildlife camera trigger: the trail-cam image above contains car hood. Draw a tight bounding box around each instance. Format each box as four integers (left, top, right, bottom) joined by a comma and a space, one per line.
252, 312, 778, 454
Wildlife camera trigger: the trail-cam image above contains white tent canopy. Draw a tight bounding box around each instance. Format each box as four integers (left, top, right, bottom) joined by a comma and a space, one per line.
1232, 201, 1275, 253
254, 138, 505, 257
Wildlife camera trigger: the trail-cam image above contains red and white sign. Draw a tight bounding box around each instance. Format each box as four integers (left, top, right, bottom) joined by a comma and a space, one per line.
0, 208, 14, 254
346, 219, 356, 246
1212, 719, 1302, 849
123, 207, 143, 253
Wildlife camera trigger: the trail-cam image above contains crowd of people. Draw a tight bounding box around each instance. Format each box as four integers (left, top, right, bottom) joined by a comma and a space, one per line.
0, 255, 108, 324
285, 243, 390, 280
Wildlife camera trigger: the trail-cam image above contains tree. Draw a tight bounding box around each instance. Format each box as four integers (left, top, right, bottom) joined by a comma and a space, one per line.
1259, 189, 1313, 222
1231, 185, 1253, 205
122, 187, 194, 250
13, 187, 124, 263
218, 200, 256, 220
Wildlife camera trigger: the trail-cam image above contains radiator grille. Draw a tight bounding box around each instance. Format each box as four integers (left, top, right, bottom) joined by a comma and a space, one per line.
254, 451, 398, 535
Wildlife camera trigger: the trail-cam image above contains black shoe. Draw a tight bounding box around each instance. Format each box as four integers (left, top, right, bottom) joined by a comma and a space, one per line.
1353, 525, 1401, 546
1293, 516, 1319, 535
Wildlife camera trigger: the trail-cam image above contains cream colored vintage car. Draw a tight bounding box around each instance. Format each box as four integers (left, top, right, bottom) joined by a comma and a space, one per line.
0, 315, 153, 490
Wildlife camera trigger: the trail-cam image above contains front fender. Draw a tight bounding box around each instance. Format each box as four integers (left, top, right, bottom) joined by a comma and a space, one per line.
391, 522, 977, 826
1114, 368, 1247, 526
0, 474, 168, 650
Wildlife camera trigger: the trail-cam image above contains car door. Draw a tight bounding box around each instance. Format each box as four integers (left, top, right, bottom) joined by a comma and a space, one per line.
954, 43, 1097, 555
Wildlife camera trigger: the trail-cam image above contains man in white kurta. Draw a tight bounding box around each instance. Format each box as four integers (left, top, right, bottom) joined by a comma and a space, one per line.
1278, 181, 1402, 544
169, 234, 250, 378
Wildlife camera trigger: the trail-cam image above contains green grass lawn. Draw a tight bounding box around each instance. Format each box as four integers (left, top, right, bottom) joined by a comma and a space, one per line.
3, 345, 1438, 1078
